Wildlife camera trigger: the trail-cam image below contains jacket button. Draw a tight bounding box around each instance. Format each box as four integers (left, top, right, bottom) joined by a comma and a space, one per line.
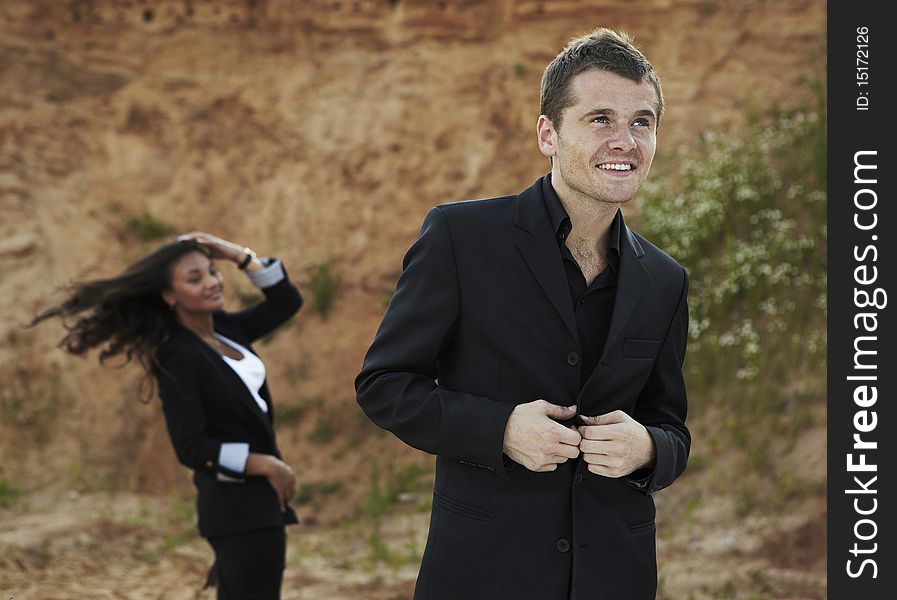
574, 472, 583, 484
567, 352, 580, 366
556, 538, 571, 553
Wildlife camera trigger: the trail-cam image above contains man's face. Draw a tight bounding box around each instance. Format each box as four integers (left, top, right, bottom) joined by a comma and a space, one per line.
538, 68, 659, 206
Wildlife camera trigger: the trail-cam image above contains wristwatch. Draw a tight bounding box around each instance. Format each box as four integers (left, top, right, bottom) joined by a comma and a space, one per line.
238, 247, 257, 270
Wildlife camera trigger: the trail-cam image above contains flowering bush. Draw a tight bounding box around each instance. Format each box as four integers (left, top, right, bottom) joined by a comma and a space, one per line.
638, 107, 826, 394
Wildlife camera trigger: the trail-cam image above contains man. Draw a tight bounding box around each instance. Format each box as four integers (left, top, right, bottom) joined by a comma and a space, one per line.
355, 28, 689, 600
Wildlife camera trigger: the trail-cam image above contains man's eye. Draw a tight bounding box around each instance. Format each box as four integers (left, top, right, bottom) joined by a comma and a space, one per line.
632, 118, 651, 127
592, 116, 610, 124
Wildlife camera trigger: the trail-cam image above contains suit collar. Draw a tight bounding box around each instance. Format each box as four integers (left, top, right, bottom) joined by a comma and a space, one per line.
514, 176, 649, 344
514, 178, 576, 339
540, 175, 624, 263
514, 175, 645, 259
175, 323, 276, 436
513, 176, 551, 233
598, 227, 651, 364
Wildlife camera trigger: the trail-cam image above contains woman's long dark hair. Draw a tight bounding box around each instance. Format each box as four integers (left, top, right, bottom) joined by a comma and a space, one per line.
30, 240, 207, 401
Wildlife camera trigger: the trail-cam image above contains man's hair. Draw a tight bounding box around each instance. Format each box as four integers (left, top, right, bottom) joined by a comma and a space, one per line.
539, 28, 664, 130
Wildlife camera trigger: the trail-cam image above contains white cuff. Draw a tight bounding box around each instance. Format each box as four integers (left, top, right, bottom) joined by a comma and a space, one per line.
246, 258, 285, 289
218, 442, 249, 474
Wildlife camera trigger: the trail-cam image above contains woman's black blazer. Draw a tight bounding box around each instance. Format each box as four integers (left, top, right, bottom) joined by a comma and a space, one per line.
154, 268, 302, 538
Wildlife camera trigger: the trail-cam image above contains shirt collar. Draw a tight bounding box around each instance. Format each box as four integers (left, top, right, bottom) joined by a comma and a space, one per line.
541, 174, 623, 258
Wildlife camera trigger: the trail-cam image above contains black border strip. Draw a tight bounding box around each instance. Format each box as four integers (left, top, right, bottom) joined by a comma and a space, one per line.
827, 2, 896, 596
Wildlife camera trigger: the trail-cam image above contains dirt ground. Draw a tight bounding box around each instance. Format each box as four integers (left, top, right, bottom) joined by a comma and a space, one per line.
0, 471, 825, 600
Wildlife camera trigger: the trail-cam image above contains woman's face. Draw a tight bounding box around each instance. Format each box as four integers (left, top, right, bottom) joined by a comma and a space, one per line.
162, 251, 225, 315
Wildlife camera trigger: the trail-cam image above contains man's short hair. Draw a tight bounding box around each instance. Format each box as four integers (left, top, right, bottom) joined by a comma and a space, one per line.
539, 28, 664, 130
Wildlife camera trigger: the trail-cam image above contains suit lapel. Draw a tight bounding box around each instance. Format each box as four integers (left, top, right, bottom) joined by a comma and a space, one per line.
576, 223, 651, 407
514, 181, 579, 342
180, 325, 277, 439
513, 178, 655, 391
598, 224, 651, 366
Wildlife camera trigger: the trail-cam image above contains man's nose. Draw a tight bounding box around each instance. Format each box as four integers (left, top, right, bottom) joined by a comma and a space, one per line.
608, 124, 636, 152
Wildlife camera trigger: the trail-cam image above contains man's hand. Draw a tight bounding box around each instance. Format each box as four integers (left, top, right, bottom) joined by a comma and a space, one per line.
503, 400, 581, 472
577, 410, 655, 478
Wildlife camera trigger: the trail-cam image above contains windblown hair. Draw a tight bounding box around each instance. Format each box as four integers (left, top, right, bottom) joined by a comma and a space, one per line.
30, 240, 207, 401
540, 28, 664, 130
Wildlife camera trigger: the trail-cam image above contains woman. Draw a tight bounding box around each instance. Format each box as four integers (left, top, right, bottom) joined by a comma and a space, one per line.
32, 232, 302, 599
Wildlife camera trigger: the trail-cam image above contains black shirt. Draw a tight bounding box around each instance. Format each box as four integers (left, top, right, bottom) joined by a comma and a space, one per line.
541, 176, 622, 388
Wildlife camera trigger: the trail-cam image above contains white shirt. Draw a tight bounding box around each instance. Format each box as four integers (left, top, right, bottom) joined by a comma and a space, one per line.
214, 258, 285, 481
215, 333, 268, 414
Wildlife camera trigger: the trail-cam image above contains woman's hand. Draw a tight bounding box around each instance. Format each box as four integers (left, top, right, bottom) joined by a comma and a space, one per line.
246, 453, 297, 512
177, 232, 246, 264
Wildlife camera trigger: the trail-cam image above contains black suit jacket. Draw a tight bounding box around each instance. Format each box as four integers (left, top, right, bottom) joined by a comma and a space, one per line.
356, 177, 690, 600
154, 270, 302, 538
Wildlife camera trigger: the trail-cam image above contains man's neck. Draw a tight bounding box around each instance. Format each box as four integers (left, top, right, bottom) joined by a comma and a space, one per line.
550, 174, 620, 257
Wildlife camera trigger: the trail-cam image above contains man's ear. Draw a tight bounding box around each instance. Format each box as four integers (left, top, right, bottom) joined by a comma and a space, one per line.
536, 115, 558, 159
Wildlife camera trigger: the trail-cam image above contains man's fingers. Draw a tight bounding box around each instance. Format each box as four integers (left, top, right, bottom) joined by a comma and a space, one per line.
586, 463, 626, 478
555, 423, 582, 445
579, 439, 615, 456
578, 423, 623, 441
541, 403, 578, 420
555, 443, 581, 460
582, 452, 615, 466
578, 414, 599, 426
586, 463, 605, 476
579, 410, 627, 426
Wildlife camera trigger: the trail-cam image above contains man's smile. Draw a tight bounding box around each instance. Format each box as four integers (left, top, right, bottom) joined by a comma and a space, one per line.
596, 161, 635, 174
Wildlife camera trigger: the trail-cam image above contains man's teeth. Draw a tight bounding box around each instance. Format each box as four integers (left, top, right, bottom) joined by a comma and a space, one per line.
598, 163, 632, 171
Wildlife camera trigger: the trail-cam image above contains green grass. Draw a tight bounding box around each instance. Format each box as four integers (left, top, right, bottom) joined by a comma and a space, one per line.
308, 416, 336, 445
307, 259, 342, 318
359, 459, 431, 569
285, 359, 311, 384
161, 499, 197, 551
275, 403, 308, 426
294, 480, 343, 506
0, 478, 21, 508
126, 211, 176, 241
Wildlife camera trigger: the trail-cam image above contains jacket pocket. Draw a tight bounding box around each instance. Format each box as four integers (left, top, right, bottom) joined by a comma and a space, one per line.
433, 490, 496, 522
622, 338, 661, 359
627, 519, 656, 534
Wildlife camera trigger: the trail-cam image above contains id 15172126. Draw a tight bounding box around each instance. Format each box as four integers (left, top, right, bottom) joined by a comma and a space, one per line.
856, 26, 870, 110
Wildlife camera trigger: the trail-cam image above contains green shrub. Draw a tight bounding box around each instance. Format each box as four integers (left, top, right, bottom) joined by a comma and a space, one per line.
639, 106, 826, 392
307, 259, 342, 318
638, 95, 827, 512
126, 212, 176, 241
0, 478, 21, 508
308, 416, 336, 445
294, 480, 343, 506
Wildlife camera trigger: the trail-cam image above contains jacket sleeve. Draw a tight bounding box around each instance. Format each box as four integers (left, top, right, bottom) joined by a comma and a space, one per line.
355, 207, 515, 472
628, 266, 691, 493
155, 344, 248, 480
228, 259, 303, 343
